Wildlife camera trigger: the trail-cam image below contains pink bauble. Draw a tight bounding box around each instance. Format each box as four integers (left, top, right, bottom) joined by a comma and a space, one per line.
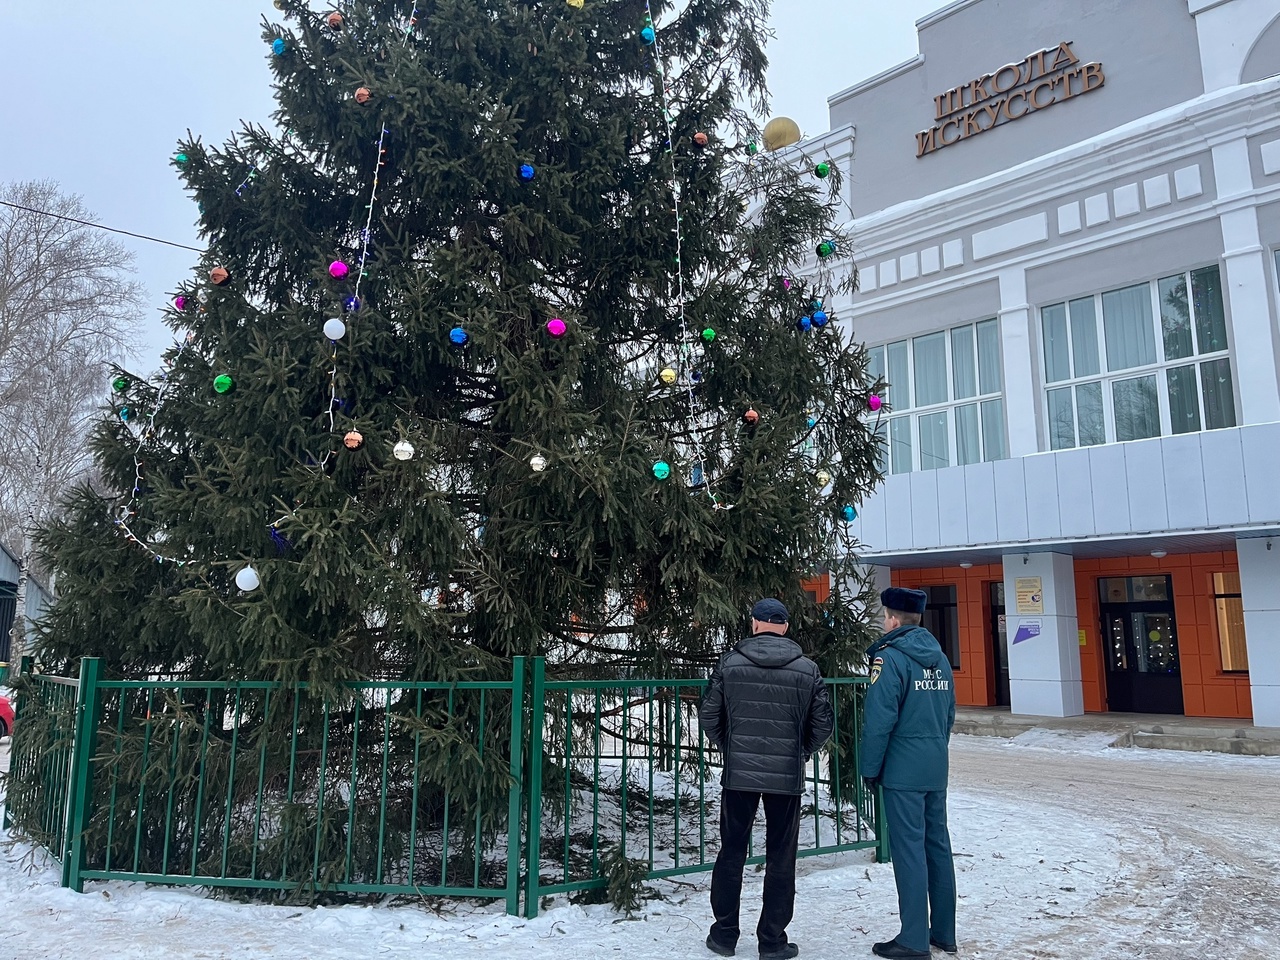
546, 317, 567, 337
174, 295, 187, 311
868, 394, 883, 412
329, 260, 350, 279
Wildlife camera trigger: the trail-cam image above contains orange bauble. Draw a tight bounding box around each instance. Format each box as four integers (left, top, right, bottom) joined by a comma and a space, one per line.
743, 408, 760, 425
327, 11, 344, 30
210, 266, 230, 286
694, 132, 709, 147
355, 86, 372, 103
343, 430, 364, 450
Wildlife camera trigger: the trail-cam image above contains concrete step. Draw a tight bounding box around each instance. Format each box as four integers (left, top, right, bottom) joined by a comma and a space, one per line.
1127, 730, 1280, 757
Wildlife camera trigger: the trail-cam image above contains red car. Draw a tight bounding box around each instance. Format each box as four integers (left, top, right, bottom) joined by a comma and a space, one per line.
0, 693, 13, 738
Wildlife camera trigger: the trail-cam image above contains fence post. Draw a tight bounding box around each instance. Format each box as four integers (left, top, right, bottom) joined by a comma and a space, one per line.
62, 657, 102, 892
874, 783, 891, 864
523, 657, 546, 919
504, 657, 527, 917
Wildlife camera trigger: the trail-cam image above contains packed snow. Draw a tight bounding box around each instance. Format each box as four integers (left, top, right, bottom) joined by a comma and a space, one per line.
2, 733, 1277, 959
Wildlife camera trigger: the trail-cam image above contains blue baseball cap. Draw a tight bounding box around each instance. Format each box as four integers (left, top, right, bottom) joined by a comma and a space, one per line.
751, 598, 790, 624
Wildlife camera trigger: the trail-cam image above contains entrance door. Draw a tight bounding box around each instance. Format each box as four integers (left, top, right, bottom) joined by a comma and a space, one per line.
989, 582, 1009, 707
1099, 576, 1183, 714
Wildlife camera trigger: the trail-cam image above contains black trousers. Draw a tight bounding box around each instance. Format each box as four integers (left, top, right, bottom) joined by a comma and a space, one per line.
709, 789, 802, 952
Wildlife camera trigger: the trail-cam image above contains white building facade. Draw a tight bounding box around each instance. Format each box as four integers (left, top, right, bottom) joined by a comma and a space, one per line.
815, 0, 1280, 725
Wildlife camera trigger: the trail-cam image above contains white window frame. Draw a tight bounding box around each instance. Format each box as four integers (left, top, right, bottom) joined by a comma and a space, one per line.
867, 318, 1006, 474
1038, 266, 1237, 450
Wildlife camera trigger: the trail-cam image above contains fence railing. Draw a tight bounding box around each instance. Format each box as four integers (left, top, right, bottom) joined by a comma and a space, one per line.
2, 656, 883, 916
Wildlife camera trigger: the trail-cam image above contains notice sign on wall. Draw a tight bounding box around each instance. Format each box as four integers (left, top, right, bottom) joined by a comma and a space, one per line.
1012, 619, 1042, 645
916, 42, 1105, 158
1015, 577, 1044, 615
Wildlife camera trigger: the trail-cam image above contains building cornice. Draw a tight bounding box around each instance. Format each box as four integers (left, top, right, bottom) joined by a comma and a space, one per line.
915, 0, 984, 31
827, 56, 924, 108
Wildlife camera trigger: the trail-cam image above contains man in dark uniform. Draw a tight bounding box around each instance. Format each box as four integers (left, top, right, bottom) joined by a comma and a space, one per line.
860, 587, 958, 959
699, 598, 835, 960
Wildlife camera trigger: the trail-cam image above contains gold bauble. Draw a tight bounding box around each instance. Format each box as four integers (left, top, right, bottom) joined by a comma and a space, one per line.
659, 367, 677, 385
566, 0, 584, 7
815, 469, 832, 487
762, 116, 802, 152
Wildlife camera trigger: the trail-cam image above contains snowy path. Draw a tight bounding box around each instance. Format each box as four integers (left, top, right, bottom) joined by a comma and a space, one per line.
2, 734, 1278, 960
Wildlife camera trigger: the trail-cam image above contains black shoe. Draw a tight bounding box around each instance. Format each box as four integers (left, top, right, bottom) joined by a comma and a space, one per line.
706, 934, 735, 957
760, 945, 799, 960
872, 940, 930, 959
930, 938, 958, 954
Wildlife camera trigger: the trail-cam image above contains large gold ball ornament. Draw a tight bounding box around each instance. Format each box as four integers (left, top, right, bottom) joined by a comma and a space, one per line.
816, 469, 832, 487
566, 0, 584, 7
762, 116, 802, 152
659, 367, 677, 385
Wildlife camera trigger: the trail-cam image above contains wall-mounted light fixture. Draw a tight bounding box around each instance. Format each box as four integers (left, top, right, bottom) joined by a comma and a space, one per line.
1151, 549, 1167, 559
959, 562, 973, 569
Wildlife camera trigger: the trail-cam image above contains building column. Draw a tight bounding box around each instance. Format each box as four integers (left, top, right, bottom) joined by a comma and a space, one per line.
1238, 536, 1280, 727
1213, 138, 1280, 424
1001, 551, 1084, 717
997, 268, 1040, 458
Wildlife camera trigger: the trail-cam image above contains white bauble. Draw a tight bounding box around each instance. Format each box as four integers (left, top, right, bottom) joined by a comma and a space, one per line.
393, 440, 415, 461
530, 454, 548, 472
235, 565, 260, 591
323, 317, 347, 340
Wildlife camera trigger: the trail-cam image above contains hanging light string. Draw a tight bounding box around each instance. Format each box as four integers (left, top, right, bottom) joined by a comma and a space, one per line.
114, 336, 195, 565
325, 4, 418, 442
642, 2, 728, 510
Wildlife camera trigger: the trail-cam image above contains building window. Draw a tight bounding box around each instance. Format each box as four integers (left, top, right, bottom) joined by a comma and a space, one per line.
1041, 266, 1236, 449
1213, 572, 1248, 672
917, 584, 960, 670
867, 319, 1006, 474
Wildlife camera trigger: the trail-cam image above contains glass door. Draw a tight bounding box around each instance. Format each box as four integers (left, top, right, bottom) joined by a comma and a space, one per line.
1099, 576, 1183, 714
989, 582, 1009, 706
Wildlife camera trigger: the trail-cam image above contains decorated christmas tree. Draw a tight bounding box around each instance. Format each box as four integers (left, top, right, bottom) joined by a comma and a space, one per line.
37, 0, 882, 685
13, 0, 889, 902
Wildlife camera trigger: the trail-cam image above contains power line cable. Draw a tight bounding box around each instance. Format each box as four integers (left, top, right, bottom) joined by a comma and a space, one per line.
0, 198, 205, 253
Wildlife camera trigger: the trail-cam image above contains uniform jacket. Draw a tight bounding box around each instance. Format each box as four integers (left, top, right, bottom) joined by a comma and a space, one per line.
859, 625, 956, 792
699, 634, 835, 795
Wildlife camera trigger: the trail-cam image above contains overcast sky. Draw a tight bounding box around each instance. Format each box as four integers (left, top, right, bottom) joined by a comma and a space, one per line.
2, 0, 942, 370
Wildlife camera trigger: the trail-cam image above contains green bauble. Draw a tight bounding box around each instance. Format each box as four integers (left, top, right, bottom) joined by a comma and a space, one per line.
112, 376, 130, 392
701, 327, 716, 342
213, 374, 235, 394
815, 162, 830, 178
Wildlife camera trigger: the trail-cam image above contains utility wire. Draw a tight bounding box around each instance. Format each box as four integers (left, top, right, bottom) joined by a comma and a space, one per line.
0, 198, 205, 253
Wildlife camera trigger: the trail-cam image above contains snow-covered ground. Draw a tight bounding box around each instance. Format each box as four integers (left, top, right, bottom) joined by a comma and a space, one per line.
2, 732, 1278, 960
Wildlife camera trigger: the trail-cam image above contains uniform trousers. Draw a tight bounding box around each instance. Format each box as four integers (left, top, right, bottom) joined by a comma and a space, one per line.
709, 789, 801, 953
883, 787, 957, 953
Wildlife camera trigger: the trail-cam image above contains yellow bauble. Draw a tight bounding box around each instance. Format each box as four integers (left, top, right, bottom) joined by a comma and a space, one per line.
659, 367, 677, 385
816, 469, 832, 487
567, 0, 584, 7
762, 117, 802, 152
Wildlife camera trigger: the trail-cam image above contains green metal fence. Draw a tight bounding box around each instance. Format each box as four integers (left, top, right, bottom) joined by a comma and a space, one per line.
524, 660, 885, 918
3, 656, 883, 916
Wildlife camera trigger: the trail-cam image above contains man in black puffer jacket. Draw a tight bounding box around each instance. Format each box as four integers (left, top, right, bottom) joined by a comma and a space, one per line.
699, 598, 835, 960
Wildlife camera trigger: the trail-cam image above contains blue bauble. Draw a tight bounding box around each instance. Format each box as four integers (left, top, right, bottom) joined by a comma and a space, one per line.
797, 316, 812, 332
344, 295, 361, 313
518, 164, 536, 181
641, 26, 656, 44
272, 38, 286, 56
813, 310, 829, 327
842, 505, 857, 522
449, 326, 468, 345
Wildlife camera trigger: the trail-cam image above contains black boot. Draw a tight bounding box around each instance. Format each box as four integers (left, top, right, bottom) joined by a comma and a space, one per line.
760, 944, 799, 960
872, 940, 929, 959
706, 934, 735, 957
930, 938, 958, 954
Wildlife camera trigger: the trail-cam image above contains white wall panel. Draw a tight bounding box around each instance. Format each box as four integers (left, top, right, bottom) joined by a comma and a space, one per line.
1125, 438, 1169, 533
909, 470, 941, 548
993, 458, 1030, 542
1200, 429, 1250, 527
962, 462, 998, 545
1055, 448, 1095, 539
936, 469, 968, 547
1089, 444, 1131, 535
1241, 423, 1280, 523
1023, 455, 1063, 540
858, 485, 888, 553
1162, 433, 1209, 529
882, 475, 914, 551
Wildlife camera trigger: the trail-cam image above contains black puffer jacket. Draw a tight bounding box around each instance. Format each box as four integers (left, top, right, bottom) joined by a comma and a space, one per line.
699, 634, 835, 795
